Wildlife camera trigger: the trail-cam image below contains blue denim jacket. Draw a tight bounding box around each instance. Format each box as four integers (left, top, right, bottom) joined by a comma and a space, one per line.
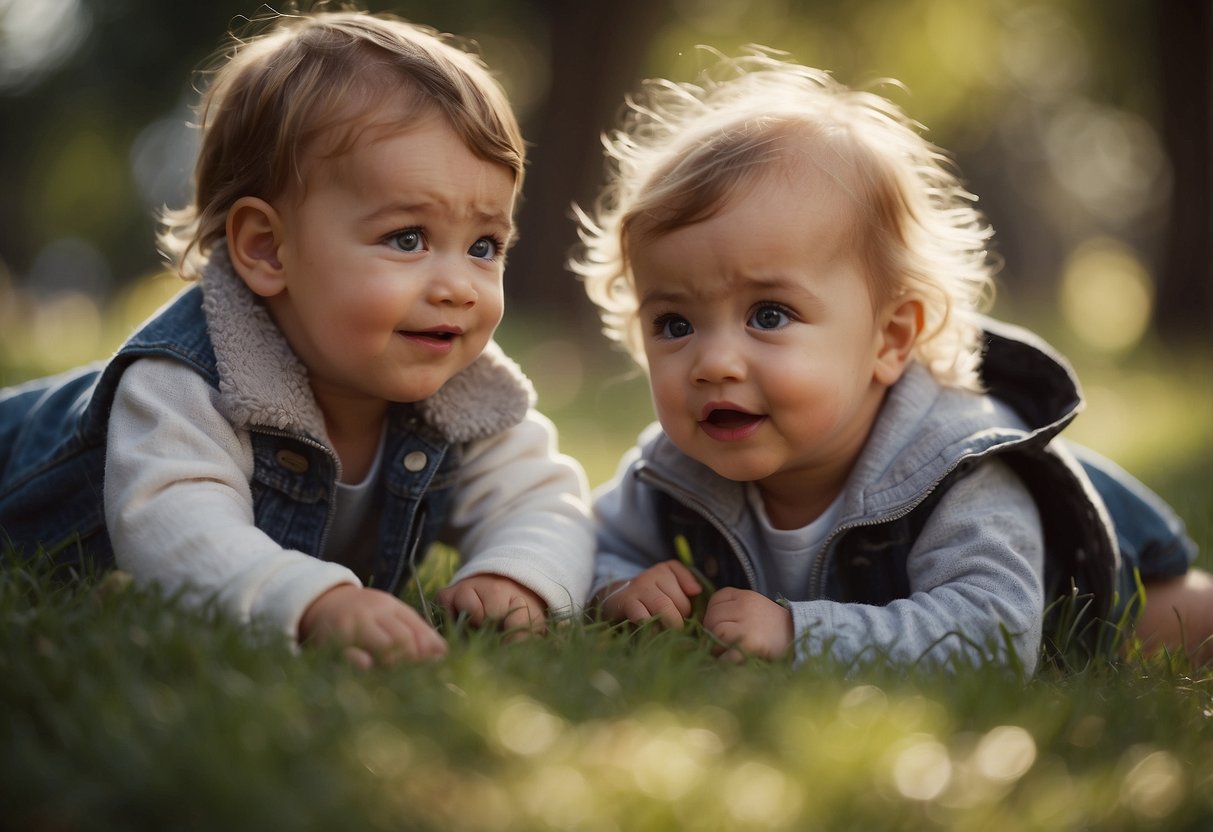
0, 280, 523, 595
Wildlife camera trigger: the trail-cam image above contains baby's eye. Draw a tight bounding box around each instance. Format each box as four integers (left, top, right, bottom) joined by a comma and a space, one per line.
749, 303, 791, 331
654, 313, 693, 339
468, 236, 501, 260
389, 228, 425, 253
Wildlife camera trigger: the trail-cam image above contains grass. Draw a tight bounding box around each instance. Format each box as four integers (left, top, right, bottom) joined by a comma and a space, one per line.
4, 555, 1213, 832
3, 303, 1212, 830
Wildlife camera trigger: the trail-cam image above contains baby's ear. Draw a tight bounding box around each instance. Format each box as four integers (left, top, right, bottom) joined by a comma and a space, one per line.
873, 297, 923, 386
226, 197, 286, 298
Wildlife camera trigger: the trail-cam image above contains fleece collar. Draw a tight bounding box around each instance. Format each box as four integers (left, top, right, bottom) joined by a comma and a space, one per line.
197, 249, 535, 445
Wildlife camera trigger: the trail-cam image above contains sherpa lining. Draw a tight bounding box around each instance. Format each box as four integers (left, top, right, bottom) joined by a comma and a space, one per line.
198, 248, 535, 445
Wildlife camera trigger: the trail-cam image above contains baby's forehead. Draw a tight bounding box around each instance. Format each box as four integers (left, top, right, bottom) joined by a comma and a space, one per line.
686, 113, 868, 182
300, 108, 516, 194
632, 145, 864, 241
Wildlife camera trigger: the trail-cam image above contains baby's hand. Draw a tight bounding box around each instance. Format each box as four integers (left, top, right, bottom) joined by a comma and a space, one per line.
703, 587, 793, 662
597, 560, 703, 630
435, 574, 548, 639
298, 584, 447, 669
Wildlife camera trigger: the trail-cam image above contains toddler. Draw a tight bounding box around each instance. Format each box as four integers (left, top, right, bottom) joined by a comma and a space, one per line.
573, 50, 1211, 671
0, 10, 594, 668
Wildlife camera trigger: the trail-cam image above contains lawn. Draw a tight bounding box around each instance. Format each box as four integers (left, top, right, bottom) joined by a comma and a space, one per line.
2, 307, 1212, 831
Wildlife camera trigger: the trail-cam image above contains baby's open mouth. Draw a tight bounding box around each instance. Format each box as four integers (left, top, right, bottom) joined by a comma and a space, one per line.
400, 329, 457, 341
704, 409, 759, 427
699, 407, 766, 441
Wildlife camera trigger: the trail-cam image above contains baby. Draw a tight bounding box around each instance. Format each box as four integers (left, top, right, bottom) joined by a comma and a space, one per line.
573, 50, 1210, 671
0, 10, 594, 668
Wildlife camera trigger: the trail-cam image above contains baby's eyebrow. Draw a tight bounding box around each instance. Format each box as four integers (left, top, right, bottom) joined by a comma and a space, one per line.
360, 200, 513, 231
745, 275, 817, 296
639, 275, 826, 309
637, 287, 689, 307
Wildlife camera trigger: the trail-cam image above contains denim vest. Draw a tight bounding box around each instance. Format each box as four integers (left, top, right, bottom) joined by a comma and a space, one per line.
0, 287, 459, 594
649, 324, 1196, 658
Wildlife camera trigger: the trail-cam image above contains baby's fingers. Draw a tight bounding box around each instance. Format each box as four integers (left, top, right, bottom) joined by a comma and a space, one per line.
706, 620, 748, 662
664, 559, 707, 598
436, 583, 487, 626
342, 646, 375, 671
501, 598, 547, 642
372, 613, 447, 666
623, 593, 687, 630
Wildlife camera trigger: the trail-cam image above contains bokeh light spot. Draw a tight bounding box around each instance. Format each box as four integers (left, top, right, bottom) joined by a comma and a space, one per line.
31, 290, 103, 370
494, 696, 565, 756
1122, 749, 1184, 819
974, 724, 1036, 782
1060, 238, 1153, 354
891, 737, 952, 801
725, 760, 802, 825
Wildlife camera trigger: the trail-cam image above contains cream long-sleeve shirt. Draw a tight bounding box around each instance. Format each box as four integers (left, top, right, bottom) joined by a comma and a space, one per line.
104, 355, 594, 643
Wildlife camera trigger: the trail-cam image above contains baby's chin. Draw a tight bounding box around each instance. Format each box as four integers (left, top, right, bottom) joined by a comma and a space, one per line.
389, 369, 467, 404
667, 436, 774, 485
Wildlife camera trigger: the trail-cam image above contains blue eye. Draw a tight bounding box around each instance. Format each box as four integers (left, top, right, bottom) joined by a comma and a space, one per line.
468, 237, 500, 260
654, 314, 693, 339
390, 229, 425, 253
749, 304, 790, 330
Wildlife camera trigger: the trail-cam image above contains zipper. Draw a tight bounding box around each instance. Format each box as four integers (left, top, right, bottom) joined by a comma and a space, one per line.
636, 465, 760, 589
808, 455, 979, 597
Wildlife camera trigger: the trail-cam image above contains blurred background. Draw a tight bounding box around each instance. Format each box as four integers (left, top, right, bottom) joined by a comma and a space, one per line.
0, 0, 1209, 492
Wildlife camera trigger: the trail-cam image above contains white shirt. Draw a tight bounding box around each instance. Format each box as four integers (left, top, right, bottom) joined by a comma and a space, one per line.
104, 356, 595, 643
744, 483, 843, 599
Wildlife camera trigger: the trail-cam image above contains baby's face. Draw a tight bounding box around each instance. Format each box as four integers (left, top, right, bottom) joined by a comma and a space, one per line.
629, 168, 894, 501
265, 114, 515, 409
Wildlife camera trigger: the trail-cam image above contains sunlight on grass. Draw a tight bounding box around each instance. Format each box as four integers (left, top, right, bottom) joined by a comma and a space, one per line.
6, 558, 1213, 830
0, 267, 184, 384
340, 662, 1211, 830
1069, 365, 1212, 482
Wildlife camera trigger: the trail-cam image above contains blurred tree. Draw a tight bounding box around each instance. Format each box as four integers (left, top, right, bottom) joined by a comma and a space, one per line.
0, 0, 255, 285
1154, 0, 1212, 341
0, 0, 1208, 346
507, 0, 674, 321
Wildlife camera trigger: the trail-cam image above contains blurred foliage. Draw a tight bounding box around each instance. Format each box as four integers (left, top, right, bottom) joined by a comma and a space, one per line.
0, 0, 1209, 487
1, 0, 1207, 319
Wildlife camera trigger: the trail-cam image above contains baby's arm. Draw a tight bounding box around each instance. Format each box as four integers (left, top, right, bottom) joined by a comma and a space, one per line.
591, 439, 702, 626
442, 410, 595, 622
105, 357, 367, 644
790, 459, 1045, 671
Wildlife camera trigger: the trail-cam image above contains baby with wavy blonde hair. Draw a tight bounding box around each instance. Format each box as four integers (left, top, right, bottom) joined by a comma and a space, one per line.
576, 50, 1209, 670
577, 51, 994, 392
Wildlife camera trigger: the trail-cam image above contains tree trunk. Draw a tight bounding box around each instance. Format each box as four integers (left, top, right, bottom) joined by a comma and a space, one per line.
1154, 1, 1213, 341
506, 0, 671, 318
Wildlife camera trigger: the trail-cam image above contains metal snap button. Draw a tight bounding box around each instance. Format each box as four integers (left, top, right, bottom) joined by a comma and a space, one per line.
275, 449, 309, 474
403, 451, 428, 472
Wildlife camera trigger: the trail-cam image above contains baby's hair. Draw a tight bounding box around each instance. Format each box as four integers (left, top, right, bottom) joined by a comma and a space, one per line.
572, 49, 996, 390
159, 8, 525, 280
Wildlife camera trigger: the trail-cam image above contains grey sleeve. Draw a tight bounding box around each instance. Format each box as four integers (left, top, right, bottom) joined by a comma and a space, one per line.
789, 458, 1046, 673
591, 448, 672, 597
